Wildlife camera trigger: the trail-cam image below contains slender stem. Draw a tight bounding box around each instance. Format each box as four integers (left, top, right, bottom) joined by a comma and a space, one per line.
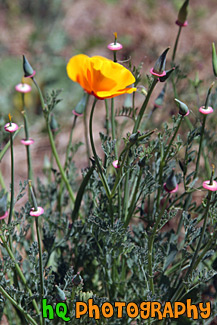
111, 98, 118, 158
148, 195, 170, 293
0, 286, 38, 325
35, 218, 45, 325
83, 98, 91, 166
172, 26, 182, 62
133, 78, 158, 133
22, 111, 33, 183
125, 168, 143, 227
195, 115, 207, 179
8, 133, 14, 226
89, 98, 111, 198
163, 115, 183, 161
32, 78, 46, 111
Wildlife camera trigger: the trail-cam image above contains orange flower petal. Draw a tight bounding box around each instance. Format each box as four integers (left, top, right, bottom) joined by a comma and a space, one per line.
66, 54, 137, 99
66, 54, 92, 94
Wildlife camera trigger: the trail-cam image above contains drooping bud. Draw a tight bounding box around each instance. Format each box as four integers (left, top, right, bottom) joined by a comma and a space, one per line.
23, 55, 36, 78
72, 92, 89, 116
0, 193, 8, 220
29, 180, 44, 217
176, 0, 189, 27
150, 48, 170, 77
164, 169, 178, 193
158, 67, 175, 82
175, 98, 189, 116
212, 43, 217, 77
55, 285, 66, 302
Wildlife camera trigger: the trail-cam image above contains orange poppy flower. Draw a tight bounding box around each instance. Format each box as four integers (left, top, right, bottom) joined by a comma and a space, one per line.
66, 54, 137, 99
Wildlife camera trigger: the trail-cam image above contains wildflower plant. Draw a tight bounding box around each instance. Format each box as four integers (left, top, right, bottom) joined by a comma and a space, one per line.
1, 1, 217, 324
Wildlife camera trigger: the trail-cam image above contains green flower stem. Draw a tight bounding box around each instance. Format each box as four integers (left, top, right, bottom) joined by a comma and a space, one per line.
172, 26, 182, 62
133, 78, 158, 133
0, 234, 40, 316
163, 115, 183, 161
0, 127, 22, 162
8, 133, 14, 227
57, 115, 77, 212
22, 111, 33, 183
111, 98, 118, 159
89, 98, 111, 199
170, 191, 212, 303
124, 167, 143, 227
148, 195, 170, 293
195, 115, 207, 179
35, 217, 45, 325
0, 285, 38, 325
32, 78, 46, 111
83, 98, 91, 166
0, 171, 6, 190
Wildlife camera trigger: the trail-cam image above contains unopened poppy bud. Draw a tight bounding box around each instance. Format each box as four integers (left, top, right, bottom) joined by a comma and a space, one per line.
175, 98, 189, 116
164, 169, 178, 193
158, 67, 175, 82
50, 114, 59, 132
0, 193, 8, 220
72, 92, 88, 116
176, 0, 189, 27
150, 48, 170, 77
23, 55, 36, 78
55, 285, 66, 302
212, 43, 217, 77
129, 131, 140, 143
154, 85, 166, 109
72, 273, 83, 286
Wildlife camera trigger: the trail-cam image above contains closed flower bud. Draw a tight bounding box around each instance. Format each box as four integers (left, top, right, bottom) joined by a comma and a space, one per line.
55, 285, 66, 302
124, 93, 132, 108
212, 43, 217, 78
23, 55, 35, 78
175, 98, 189, 116
150, 48, 170, 77
0, 193, 8, 219
164, 169, 178, 193
176, 0, 189, 26
72, 92, 88, 116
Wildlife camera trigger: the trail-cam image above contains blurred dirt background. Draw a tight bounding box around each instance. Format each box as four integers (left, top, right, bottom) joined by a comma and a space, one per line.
1, 0, 217, 196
